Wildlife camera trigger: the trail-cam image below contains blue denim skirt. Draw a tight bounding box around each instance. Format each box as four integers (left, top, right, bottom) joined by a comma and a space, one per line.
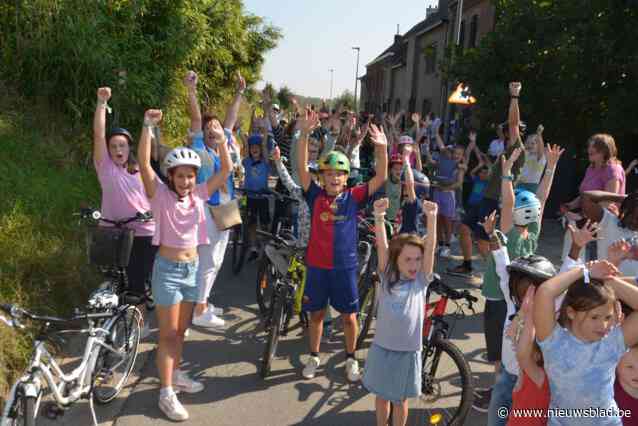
363, 343, 422, 403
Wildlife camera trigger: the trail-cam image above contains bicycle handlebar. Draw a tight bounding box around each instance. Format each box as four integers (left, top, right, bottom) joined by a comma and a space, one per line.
429, 277, 478, 310
234, 188, 298, 203
256, 230, 295, 250
0, 303, 113, 327
77, 208, 153, 226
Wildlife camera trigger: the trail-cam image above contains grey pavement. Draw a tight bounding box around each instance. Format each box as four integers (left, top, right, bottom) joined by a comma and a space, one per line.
36, 220, 566, 426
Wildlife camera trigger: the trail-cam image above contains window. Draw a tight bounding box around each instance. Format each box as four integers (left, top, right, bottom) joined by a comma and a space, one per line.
459, 20, 466, 49
469, 15, 479, 48
425, 43, 437, 74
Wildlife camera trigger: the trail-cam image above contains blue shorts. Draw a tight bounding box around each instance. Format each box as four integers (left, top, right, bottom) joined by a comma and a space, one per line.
151, 255, 199, 306
463, 197, 499, 241
303, 266, 359, 314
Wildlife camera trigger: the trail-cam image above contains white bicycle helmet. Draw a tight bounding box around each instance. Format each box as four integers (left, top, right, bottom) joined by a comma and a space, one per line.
398, 135, 414, 145
163, 147, 201, 171
513, 189, 541, 226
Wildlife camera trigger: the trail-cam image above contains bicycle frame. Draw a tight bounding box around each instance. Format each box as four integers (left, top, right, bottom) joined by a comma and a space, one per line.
423, 295, 450, 342
1, 314, 124, 424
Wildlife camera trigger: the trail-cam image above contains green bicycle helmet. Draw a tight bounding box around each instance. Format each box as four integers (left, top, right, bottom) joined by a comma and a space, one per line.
319, 150, 350, 174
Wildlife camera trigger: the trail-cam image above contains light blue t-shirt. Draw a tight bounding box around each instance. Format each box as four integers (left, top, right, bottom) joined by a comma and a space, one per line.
538, 325, 627, 426
373, 272, 429, 352
191, 129, 235, 206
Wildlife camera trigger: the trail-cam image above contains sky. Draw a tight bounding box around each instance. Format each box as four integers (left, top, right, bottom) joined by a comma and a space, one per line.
243, 0, 438, 100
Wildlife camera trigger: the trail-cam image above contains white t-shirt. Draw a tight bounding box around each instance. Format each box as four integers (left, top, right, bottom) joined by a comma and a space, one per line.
488, 139, 505, 157
598, 209, 638, 276
519, 153, 547, 185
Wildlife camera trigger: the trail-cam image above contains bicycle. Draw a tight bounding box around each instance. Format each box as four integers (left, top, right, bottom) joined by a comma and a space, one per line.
257, 230, 308, 378
0, 291, 141, 426
357, 274, 478, 426
230, 189, 297, 276
78, 208, 155, 312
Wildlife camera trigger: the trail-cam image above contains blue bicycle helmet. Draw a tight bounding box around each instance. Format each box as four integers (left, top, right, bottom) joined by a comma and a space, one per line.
513, 189, 541, 226
248, 134, 263, 146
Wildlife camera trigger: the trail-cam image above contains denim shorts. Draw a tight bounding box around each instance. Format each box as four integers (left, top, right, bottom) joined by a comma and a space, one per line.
151, 255, 199, 306
432, 189, 456, 218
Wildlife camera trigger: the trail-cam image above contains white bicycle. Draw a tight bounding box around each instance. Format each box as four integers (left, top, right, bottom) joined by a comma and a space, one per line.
0, 287, 141, 426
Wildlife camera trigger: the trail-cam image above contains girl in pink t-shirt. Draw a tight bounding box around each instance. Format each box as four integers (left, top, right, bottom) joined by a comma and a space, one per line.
93, 87, 157, 334
138, 109, 231, 422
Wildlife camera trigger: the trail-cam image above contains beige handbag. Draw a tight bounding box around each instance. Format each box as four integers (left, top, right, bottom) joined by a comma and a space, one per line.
209, 199, 242, 231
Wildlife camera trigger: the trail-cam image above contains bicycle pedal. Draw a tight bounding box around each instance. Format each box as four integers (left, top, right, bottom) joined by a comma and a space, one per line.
44, 402, 65, 419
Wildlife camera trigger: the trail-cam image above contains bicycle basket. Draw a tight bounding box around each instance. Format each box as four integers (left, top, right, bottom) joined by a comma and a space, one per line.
86, 226, 135, 267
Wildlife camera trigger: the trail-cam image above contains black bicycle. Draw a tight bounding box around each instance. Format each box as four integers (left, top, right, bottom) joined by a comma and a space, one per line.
231, 188, 297, 276
258, 230, 307, 378
78, 208, 155, 311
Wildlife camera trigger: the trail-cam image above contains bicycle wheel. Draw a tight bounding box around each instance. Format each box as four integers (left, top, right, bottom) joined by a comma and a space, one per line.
260, 286, 285, 378
231, 223, 247, 275
6, 389, 36, 426
416, 336, 473, 426
92, 306, 142, 404
355, 278, 377, 351
256, 256, 277, 316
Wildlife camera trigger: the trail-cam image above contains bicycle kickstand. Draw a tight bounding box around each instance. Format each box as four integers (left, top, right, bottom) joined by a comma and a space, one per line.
88, 392, 99, 426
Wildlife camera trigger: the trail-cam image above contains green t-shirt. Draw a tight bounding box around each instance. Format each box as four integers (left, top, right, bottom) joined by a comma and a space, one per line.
483, 138, 526, 200
385, 178, 402, 222
481, 221, 540, 300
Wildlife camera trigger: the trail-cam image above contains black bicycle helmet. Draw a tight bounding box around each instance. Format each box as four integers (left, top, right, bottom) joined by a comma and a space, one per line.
507, 255, 556, 281
107, 127, 134, 144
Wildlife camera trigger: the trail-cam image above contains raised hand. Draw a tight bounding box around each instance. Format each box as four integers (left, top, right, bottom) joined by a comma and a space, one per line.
536, 124, 544, 135
97, 87, 112, 102
411, 112, 421, 124
236, 71, 246, 94
422, 200, 438, 217
509, 82, 522, 97
479, 210, 498, 235
520, 285, 535, 318
368, 124, 388, 147
272, 146, 281, 162
206, 119, 226, 144
589, 260, 619, 281
607, 239, 631, 266
184, 71, 198, 89
545, 144, 565, 169
501, 147, 522, 174
469, 130, 477, 144
144, 109, 163, 126
374, 198, 389, 215
298, 109, 319, 135
567, 220, 599, 249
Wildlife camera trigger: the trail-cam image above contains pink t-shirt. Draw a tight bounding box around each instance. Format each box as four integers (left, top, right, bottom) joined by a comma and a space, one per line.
94, 154, 155, 237
149, 178, 209, 248
579, 162, 626, 195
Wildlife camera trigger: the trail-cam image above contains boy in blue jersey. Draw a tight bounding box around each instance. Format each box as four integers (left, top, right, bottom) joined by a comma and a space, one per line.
296, 108, 388, 381
242, 134, 271, 260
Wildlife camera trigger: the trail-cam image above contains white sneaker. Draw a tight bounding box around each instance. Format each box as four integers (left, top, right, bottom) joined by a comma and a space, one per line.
345, 358, 361, 382
140, 321, 151, 340
207, 304, 224, 316
192, 310, 225, 328
183, 328, 190, 337
302, 356, 321, 379
439, 246, 451, 258
173, 370, 204, 394
158, 392, 189, 421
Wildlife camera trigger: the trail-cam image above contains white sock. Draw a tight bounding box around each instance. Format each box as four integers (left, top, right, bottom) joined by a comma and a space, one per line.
160, 386, 174, 398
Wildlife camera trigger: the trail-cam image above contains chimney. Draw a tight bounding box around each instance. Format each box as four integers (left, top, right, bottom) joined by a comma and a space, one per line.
394, 24, 401, 44
426, 5, 438, 18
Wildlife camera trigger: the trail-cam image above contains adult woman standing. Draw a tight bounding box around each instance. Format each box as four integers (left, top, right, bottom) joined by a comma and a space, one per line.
93, 87, 157, 335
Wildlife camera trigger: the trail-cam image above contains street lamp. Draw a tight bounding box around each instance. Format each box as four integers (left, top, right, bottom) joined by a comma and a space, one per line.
329, 68, 334, 107
352, 47, 360, 112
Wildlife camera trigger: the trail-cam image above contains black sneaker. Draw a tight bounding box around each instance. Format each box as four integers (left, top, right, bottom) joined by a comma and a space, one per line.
446, 264, 474, 278
472, 387, 492, 413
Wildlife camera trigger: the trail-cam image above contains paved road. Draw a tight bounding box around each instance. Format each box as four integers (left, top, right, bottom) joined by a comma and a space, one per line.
39, 220, 566, 426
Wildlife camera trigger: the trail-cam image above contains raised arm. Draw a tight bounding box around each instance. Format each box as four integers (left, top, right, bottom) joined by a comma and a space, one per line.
625, 159, 638, 177
185, 71, 202, 133
508, 82, 522, 144
580, 190, 626, 223
534, 260, 618, 341
500, 147, 523, 234
605, 276, 638, 347
272, 146, 300, 193
535, 125, 545, 160
93, 87, 112, 165
422, 200, 438, 277
138, 110, 162, 198
465, 131, 477, 165
516, 287, 546, 386
222, 72, 246, 131
373, 198, 390, 273
536, 144, 564, 220
296, 109, 319, 192
205, 120, 232, 197
403, 150, 417, 203
367, 124, 389, 196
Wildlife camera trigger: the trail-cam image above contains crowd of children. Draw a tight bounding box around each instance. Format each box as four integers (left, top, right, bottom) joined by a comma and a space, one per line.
90, 71, 638, 425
